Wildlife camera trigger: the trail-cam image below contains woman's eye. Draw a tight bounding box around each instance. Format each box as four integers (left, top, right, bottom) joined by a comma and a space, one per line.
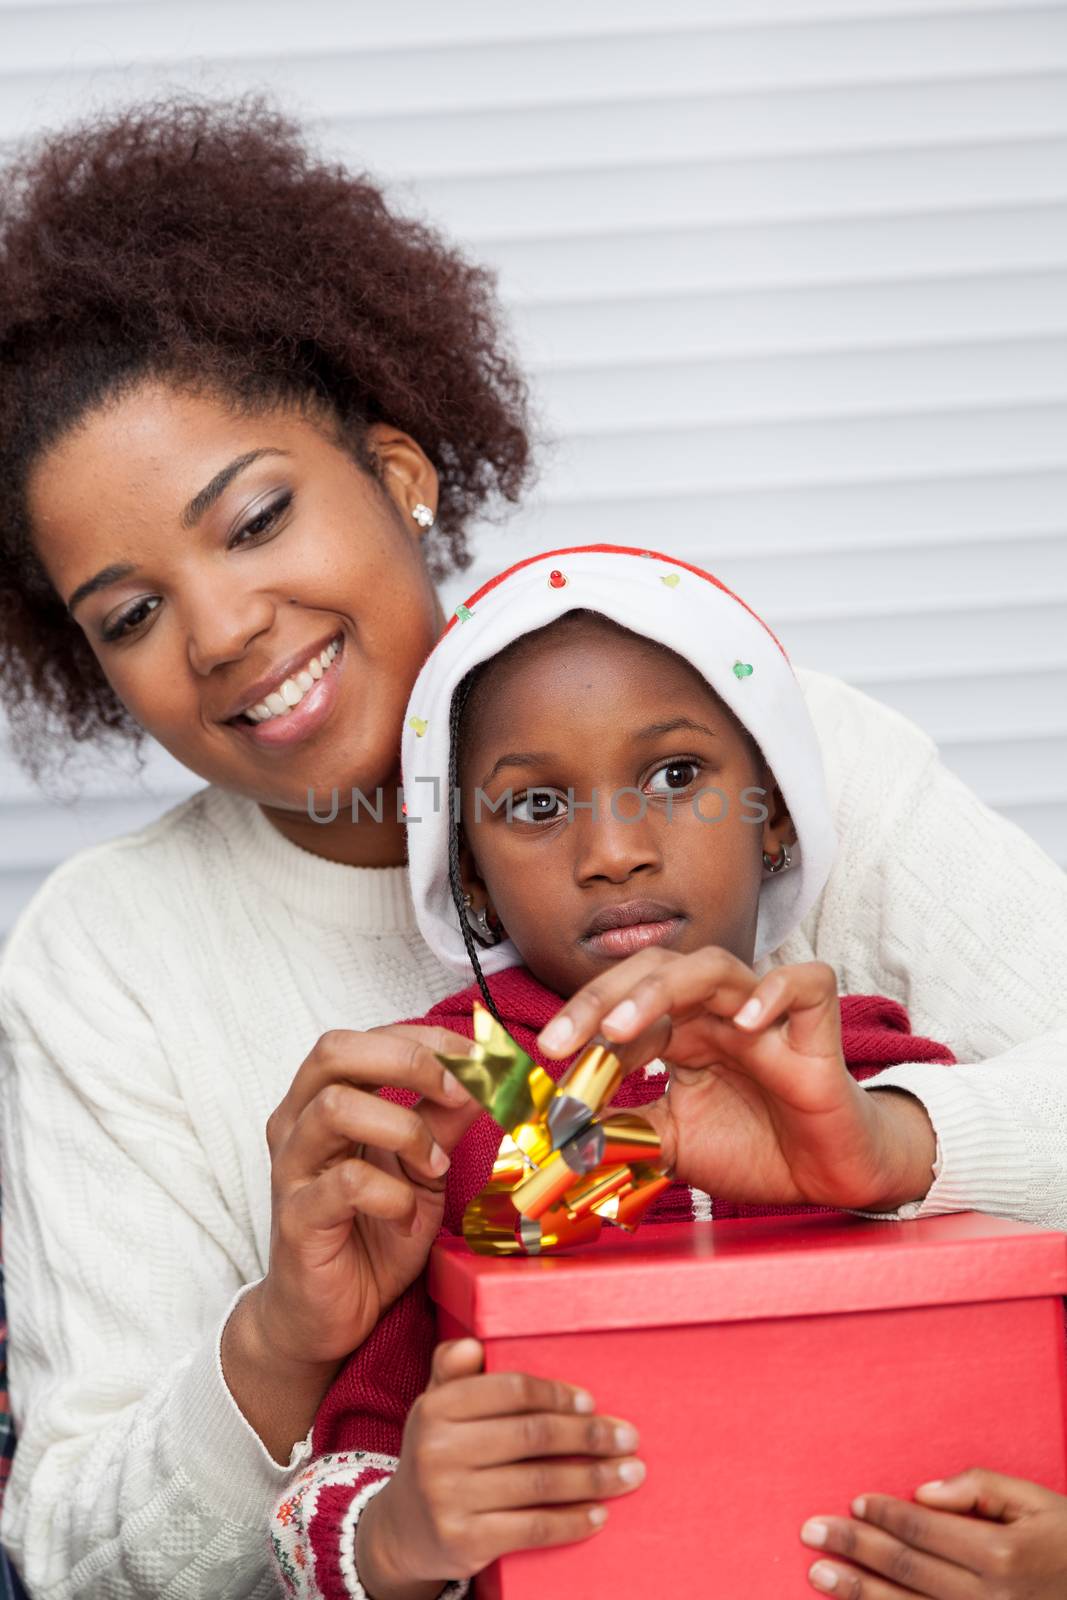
102, 595, 162, 642
229, 490, 293, 549
647, 760, 699, 794
511, 788, 567, 824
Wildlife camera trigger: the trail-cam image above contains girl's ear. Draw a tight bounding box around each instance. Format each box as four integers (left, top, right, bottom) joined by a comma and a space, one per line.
458, 836, 500, 923
757, 763, 796, 857
458, 835, 506, 939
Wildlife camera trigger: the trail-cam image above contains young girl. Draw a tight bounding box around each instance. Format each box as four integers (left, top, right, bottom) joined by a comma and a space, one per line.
271, 546, 1067, 1600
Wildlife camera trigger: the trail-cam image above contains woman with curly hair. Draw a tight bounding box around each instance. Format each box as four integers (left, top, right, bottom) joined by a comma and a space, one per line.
0, 95, 1064, 1600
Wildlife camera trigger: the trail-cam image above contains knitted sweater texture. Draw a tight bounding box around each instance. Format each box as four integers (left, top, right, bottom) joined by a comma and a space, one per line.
0, 668, 1064, 1598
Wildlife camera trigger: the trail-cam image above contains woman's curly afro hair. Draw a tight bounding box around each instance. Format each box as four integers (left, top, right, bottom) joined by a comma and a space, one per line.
0, 95, 533, 780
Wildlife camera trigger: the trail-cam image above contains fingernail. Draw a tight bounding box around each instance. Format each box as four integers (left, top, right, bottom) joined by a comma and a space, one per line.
443, 1069, 469, 1103
851, 1496, 867, 1518
809, 1563, 839, 1592
602, 1000, 637, 1034
617, 1459, 645, 1486
429, 1143, 450, 1176
539, 1016, 574, 1052
800, 1521, 828, 1548
613, 1423, 639, 1452
734, 997, 762, 1027
588, 1506, 608, 1528
917, 1479, 944, 1493
573, 1390, 595, 1413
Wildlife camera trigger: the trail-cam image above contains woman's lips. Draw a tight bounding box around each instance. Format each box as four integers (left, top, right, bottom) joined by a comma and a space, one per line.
581, 917, 686, 959
229, 636, 345, 749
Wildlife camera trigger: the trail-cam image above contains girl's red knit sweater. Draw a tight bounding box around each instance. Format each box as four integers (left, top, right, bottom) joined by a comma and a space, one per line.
312, 965, 955, 1459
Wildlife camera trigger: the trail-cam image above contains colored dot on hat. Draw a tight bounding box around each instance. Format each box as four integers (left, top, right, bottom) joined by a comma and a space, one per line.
408, 715, 428, 736
549, 569, 568, 588
454, 603, 474, 623
660, 573, 680, 588
733, 661, 754, 679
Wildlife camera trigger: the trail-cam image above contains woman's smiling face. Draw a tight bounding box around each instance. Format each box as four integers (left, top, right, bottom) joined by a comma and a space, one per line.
27, 380, 443, 821
458, 614, 792, 998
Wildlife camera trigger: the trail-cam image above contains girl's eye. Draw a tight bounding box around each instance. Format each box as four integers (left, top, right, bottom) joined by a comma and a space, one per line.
511, 788, 567, 824
228, 489, 293, 549
647, 760, 700, 794
101, 595, 162, 643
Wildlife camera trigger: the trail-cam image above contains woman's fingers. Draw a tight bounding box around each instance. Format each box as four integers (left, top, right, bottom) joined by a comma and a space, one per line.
274, 1081, 451, 1190
914, 1468, 1049, 1521
283, 1154, 423, 1234
806, 1497, 1004, 1587
807, 1558, 952, 1598
473, 1455, 645, 1511
801, 1512, 976, 1599
267, 1026, 471, 1152
537, 946, 755, 1058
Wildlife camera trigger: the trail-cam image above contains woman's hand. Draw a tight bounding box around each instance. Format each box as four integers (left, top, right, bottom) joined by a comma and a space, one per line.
800, 1470, 1067, 1597
222, 1023, 479, 1460
537, 947, 936, 1212
356, 1338, 645, 1600
254, 1023, 481, 1367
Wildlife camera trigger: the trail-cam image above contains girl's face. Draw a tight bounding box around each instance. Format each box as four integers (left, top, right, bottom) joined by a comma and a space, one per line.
458, 616, 792, 999
28, 380, 443, 837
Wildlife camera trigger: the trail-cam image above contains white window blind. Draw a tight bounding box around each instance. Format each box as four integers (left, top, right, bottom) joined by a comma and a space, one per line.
1, 0, 1065, 937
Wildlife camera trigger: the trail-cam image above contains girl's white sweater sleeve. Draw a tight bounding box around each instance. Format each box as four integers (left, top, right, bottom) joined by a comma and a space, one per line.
794, 670, 1067, 1228
269, 1451, 467, 1600
0, 897, 310, 1597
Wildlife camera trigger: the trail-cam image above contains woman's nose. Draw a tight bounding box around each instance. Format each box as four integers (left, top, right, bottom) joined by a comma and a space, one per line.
184, 577, 276, 676
573, 789, 663, 884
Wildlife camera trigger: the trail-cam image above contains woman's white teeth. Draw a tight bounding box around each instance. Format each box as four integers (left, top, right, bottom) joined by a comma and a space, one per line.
244, 637, 340, 722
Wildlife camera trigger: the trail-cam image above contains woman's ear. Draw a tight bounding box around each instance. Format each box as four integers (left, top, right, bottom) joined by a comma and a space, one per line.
364, 422, 439, 535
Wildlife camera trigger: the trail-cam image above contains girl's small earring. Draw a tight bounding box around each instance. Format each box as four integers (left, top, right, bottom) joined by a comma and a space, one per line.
462, 891, 503, 947
411, 502, 435, 530
762, 842, 793, 875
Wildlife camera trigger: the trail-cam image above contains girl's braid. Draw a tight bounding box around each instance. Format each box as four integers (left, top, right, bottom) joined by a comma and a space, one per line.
446, 671, 504, 1025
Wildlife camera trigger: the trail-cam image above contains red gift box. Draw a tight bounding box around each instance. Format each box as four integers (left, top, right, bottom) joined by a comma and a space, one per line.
429, 1212, 1067, 1599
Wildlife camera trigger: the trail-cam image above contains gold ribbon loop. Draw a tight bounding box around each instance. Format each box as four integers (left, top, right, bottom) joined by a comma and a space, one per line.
436, 1001, 669, 1256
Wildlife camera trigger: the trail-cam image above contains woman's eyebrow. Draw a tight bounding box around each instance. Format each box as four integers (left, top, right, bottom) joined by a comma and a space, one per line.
179, 447, 290, 528
66, 448, 292, 613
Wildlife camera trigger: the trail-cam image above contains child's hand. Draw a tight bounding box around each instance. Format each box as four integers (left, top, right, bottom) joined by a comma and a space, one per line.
538, 947, 935, 1213
355, 1338, 645, 1598
800, 1469, 1067, 1597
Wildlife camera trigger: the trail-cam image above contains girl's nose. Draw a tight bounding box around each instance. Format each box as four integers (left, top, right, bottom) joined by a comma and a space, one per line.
572, 789, 663, 885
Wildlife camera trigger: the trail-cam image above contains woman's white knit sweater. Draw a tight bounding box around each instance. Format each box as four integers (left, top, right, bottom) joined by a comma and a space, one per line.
1, 668, 1065, 1599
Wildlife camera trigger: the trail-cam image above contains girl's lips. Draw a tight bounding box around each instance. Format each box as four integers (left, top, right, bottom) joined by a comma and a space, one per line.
581, 917, 686, 959
228, 635, 345, 749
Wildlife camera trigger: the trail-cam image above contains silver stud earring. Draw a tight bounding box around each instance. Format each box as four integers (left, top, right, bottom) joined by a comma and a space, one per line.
762, 842, 793, 875
411, 502, 435, 530
462, 891, 503, 947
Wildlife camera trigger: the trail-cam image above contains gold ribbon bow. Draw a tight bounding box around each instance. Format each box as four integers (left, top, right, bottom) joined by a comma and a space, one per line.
436, 1001, 671, 1256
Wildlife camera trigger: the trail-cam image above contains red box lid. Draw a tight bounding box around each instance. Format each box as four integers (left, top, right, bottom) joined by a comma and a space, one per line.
429, 1213, 1067, 1338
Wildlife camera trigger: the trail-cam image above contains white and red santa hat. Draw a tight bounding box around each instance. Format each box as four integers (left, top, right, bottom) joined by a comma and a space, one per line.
400, 543, 837, 977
